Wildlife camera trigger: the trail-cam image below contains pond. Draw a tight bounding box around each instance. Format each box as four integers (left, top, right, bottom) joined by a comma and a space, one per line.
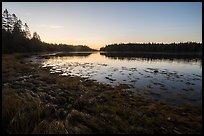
27, 51, 202, 108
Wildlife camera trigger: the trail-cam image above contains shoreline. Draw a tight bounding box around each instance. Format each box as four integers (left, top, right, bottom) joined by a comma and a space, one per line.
2, 53, 202, 134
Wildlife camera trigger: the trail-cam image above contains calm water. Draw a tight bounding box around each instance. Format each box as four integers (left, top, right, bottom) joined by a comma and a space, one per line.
28, 52, 202, 107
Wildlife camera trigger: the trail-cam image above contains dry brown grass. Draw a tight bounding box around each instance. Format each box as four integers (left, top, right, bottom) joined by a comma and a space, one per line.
2, 54, 202, 134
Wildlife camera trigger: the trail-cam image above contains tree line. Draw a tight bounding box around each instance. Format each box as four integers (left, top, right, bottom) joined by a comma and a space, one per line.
100, 42, 202, 53
2, 9, 95, 53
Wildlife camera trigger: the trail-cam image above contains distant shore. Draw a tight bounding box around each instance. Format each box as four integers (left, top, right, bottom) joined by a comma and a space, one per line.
99, 51, 202, 55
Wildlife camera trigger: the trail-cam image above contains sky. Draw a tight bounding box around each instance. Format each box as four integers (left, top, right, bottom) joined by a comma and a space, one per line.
2, 2, 202, 49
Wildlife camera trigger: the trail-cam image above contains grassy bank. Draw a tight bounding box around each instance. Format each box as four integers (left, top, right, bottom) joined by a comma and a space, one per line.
2, 53, 202, 134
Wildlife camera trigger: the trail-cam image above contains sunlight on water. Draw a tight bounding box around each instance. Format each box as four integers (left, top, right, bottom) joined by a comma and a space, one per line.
36, 52, 202, 107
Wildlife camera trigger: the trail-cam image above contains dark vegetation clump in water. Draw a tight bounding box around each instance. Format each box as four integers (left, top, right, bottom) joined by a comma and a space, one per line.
2, 54, 202, 134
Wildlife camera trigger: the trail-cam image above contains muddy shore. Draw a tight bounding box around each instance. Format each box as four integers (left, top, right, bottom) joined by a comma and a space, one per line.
2, 53, 202, 134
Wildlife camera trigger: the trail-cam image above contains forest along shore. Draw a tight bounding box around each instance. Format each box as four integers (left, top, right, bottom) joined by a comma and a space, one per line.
2, 53, 202, 134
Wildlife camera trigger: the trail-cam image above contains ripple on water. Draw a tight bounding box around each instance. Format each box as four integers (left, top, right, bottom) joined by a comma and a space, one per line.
36, 52, 202, 107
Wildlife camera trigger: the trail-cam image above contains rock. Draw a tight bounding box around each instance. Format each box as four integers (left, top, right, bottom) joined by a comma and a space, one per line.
186, 82, 191, 85
105, 77, 116, 81
154, 70, 159, 73
167, 117, 171, 121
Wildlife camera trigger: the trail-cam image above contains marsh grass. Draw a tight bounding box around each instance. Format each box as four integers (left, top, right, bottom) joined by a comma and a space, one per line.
2, 54, 202, 134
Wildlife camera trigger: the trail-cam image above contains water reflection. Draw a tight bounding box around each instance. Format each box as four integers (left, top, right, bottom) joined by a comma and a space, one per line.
100, 52, 202, 64
54, 52, 92, 57
32, 52, 202, 108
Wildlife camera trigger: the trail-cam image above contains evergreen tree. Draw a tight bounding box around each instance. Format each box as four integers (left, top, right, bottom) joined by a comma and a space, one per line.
32, 32, 41, 41
12, 19, 24, 37
24, 23, 31, 39
11, 13, 18, 31
2, 9, 13, 32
